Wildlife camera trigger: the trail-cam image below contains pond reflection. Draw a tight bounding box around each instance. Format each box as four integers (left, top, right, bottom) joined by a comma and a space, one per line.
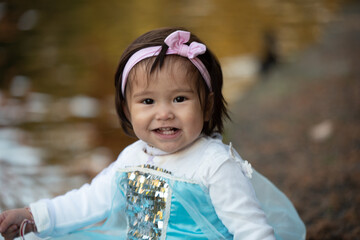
0, 0, 348, 215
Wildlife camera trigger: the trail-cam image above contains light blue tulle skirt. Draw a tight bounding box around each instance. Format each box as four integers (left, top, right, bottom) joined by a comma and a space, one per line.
51, 168, 306, 240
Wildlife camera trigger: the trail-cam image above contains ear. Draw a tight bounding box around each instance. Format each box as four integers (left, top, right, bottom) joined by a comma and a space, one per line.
204, 92, 214, 122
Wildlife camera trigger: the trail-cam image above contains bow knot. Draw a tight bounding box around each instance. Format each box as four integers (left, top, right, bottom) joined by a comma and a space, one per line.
164, 30, 206, 59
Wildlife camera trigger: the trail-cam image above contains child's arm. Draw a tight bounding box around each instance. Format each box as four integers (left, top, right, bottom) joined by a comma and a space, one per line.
0, 208, 35, 240
203, 147, 276, 240
29, 161, 118, 238
208, 159, 275, 239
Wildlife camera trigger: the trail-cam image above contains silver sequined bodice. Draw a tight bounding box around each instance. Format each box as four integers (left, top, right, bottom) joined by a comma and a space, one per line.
124, 165, 171, 239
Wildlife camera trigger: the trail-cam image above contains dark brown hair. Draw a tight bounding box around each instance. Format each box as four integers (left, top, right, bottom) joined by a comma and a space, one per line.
114, 27, 229, 137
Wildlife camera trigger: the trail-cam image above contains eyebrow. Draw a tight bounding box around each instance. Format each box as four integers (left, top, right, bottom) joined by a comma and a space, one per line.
173, 88, 195, 93
132, 90, 152, 98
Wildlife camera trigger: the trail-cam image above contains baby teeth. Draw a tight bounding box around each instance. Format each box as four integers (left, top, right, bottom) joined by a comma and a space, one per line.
158, 127, 176, 135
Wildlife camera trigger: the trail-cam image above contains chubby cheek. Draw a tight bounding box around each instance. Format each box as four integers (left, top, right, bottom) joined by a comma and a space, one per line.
128, 103, 149, 120
130, 113, 149, 132
183, 106, 205, 134
190, 117, 204, 135
131, 122, 148, 141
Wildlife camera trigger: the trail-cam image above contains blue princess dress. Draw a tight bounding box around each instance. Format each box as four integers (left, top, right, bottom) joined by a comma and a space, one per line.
52, 168, 305, 240
33, 136, 306, 240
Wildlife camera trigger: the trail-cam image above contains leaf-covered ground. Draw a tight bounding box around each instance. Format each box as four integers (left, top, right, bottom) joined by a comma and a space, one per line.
226, 3, 360, 239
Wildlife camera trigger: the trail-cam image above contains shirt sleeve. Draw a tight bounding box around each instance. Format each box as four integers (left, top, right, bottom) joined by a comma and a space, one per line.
207, 158, 276, 240
30, 158, 120, 238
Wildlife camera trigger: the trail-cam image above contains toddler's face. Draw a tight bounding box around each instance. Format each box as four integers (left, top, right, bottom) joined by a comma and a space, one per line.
124, 60, 209, 153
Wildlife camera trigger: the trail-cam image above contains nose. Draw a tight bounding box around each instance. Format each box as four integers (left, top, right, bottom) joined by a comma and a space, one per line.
155, 103, 174, 121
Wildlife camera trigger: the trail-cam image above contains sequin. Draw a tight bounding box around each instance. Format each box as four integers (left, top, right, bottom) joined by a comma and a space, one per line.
122, 165, 171, 240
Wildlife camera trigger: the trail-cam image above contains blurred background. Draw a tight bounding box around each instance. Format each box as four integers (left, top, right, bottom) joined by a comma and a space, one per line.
0, 0, 359, 239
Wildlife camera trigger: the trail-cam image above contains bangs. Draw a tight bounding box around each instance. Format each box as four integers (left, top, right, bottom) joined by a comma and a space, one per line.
126, 55, 207, 99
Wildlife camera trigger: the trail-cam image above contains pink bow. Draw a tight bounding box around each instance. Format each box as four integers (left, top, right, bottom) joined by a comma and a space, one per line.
164, 30, 206, 59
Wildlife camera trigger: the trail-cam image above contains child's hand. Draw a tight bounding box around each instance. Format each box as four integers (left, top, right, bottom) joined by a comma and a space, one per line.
1, 224, 19, 240
0, 208, 33, 240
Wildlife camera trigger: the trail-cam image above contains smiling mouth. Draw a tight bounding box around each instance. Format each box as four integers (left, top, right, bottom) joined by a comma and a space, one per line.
154, 127, 179, 135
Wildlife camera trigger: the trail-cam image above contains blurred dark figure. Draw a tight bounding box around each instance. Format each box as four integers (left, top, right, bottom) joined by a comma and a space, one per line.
259, 31, 278, 77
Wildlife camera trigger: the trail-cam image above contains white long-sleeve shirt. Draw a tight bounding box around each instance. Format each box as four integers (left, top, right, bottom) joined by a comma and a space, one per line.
30, 135, 275, 239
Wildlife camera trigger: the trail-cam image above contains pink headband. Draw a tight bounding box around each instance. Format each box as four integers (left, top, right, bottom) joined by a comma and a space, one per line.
121, 30, 212, 96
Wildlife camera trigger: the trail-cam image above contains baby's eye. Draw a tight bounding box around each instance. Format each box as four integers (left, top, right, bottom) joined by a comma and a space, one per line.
142, 98, 154, 104
174, 96, 186, 103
